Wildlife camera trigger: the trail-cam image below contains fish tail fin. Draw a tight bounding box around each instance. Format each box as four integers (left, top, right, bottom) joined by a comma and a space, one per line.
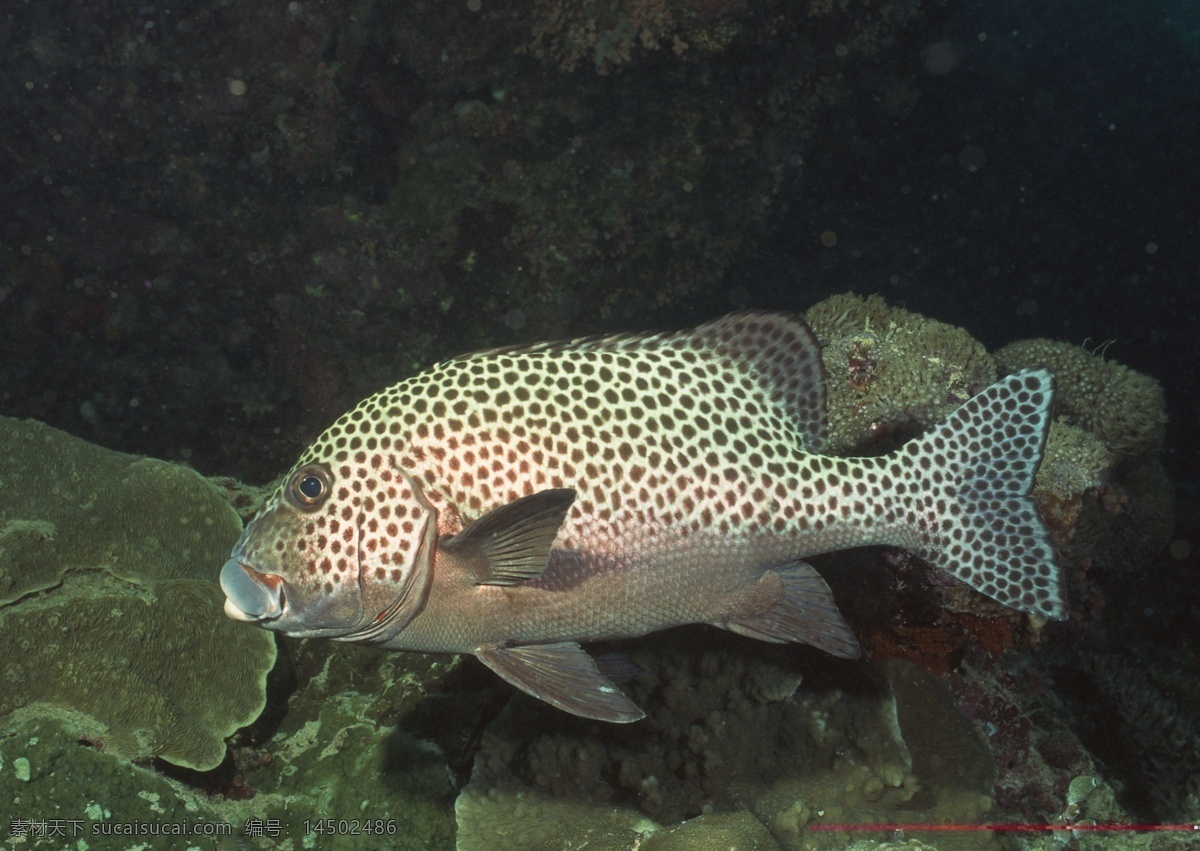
898, 368, 1067, 620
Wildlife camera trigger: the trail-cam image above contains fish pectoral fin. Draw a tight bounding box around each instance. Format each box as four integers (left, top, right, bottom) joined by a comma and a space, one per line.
476, 641, 645, 723
444, 489, 576, 586
721, 560, 862, 659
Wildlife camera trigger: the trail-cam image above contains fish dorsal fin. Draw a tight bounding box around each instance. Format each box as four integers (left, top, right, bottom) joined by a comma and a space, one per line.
443, 489, 576, 586
476, 641, 645, 722
686, 311, 827, 451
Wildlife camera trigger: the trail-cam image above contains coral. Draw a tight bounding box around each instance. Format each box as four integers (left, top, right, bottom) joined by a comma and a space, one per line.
0, 706, 457, 850
455, 631, 1005, 850
1029, 420, 1114, 551
0, 417, 276, 770
949, 651, 1095, 819
804, 295, 1172, 669
0, 419, 245, 603
799, 296, 1021, 662
1060, 648, 1200, 822
994, 338, 1167, 458
524, 0, 747, 74
0, 575, 272, 771
805, 293, 997, 454
1034, 421, 1115, 506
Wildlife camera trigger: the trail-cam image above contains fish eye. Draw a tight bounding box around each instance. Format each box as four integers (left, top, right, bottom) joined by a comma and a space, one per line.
287, 464, 333, 510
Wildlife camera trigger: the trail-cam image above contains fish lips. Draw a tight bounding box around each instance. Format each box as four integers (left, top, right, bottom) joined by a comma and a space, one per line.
220, 559, 285, 623
219, 557, 371, 638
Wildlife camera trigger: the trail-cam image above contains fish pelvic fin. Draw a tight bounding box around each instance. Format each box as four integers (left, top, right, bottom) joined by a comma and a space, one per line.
476, 641, 645, 723
444, 489, 576, 586
721, 560, 861, 659
900, 368, 1066, 620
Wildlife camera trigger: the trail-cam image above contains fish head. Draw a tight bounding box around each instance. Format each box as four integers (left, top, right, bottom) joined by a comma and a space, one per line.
220, 443, 439, 643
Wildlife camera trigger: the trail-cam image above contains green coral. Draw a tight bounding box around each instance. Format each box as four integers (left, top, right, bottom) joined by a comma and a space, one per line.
1033, 420, 1114, 502
0, 707, 457, 850
994, 338, 1167, 457
0, 417, 276, 770
805, 293, 997, 453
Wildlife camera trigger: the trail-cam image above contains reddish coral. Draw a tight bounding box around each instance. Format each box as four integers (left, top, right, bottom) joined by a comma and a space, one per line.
950, 651, 1097, 818
862, 610, 1027, 675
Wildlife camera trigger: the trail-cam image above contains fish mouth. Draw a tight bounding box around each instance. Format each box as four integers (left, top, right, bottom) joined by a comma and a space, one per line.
220, 559, 285, 623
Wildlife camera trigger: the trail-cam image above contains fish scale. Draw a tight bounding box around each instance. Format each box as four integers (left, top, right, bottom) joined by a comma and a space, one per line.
221, 310, 1065, 722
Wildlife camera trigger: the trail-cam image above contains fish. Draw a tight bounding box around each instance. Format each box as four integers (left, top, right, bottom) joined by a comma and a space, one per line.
221, 311, 1065, 722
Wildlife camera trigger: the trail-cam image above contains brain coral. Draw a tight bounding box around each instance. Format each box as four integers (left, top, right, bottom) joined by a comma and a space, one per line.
0, 417, 276, 770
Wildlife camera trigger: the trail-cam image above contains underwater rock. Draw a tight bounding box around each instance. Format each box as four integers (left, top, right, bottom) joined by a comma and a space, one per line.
641, 812, 781, 850
0, 417, 276, 770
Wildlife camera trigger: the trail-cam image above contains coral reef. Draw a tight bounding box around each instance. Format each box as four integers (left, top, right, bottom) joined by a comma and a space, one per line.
993, 339, 1173, 627
803, 294, 1173, 672
802, 295, 1032, 669
0, 417, 275, 770
0, 705, 457, 850
455, 632, 1004, 850
1029, 421, 1114, 552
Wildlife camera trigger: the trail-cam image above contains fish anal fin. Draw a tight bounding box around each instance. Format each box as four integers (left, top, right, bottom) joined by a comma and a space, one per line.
476, 642, 645, 723
722, 560, 862, 659
444, 489, 576, 586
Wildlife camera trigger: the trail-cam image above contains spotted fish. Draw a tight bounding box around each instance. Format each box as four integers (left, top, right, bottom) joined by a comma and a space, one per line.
221, 311, 1065, 721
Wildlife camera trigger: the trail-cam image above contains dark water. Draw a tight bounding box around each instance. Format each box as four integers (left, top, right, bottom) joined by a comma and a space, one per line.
1, 0, 1197, 843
